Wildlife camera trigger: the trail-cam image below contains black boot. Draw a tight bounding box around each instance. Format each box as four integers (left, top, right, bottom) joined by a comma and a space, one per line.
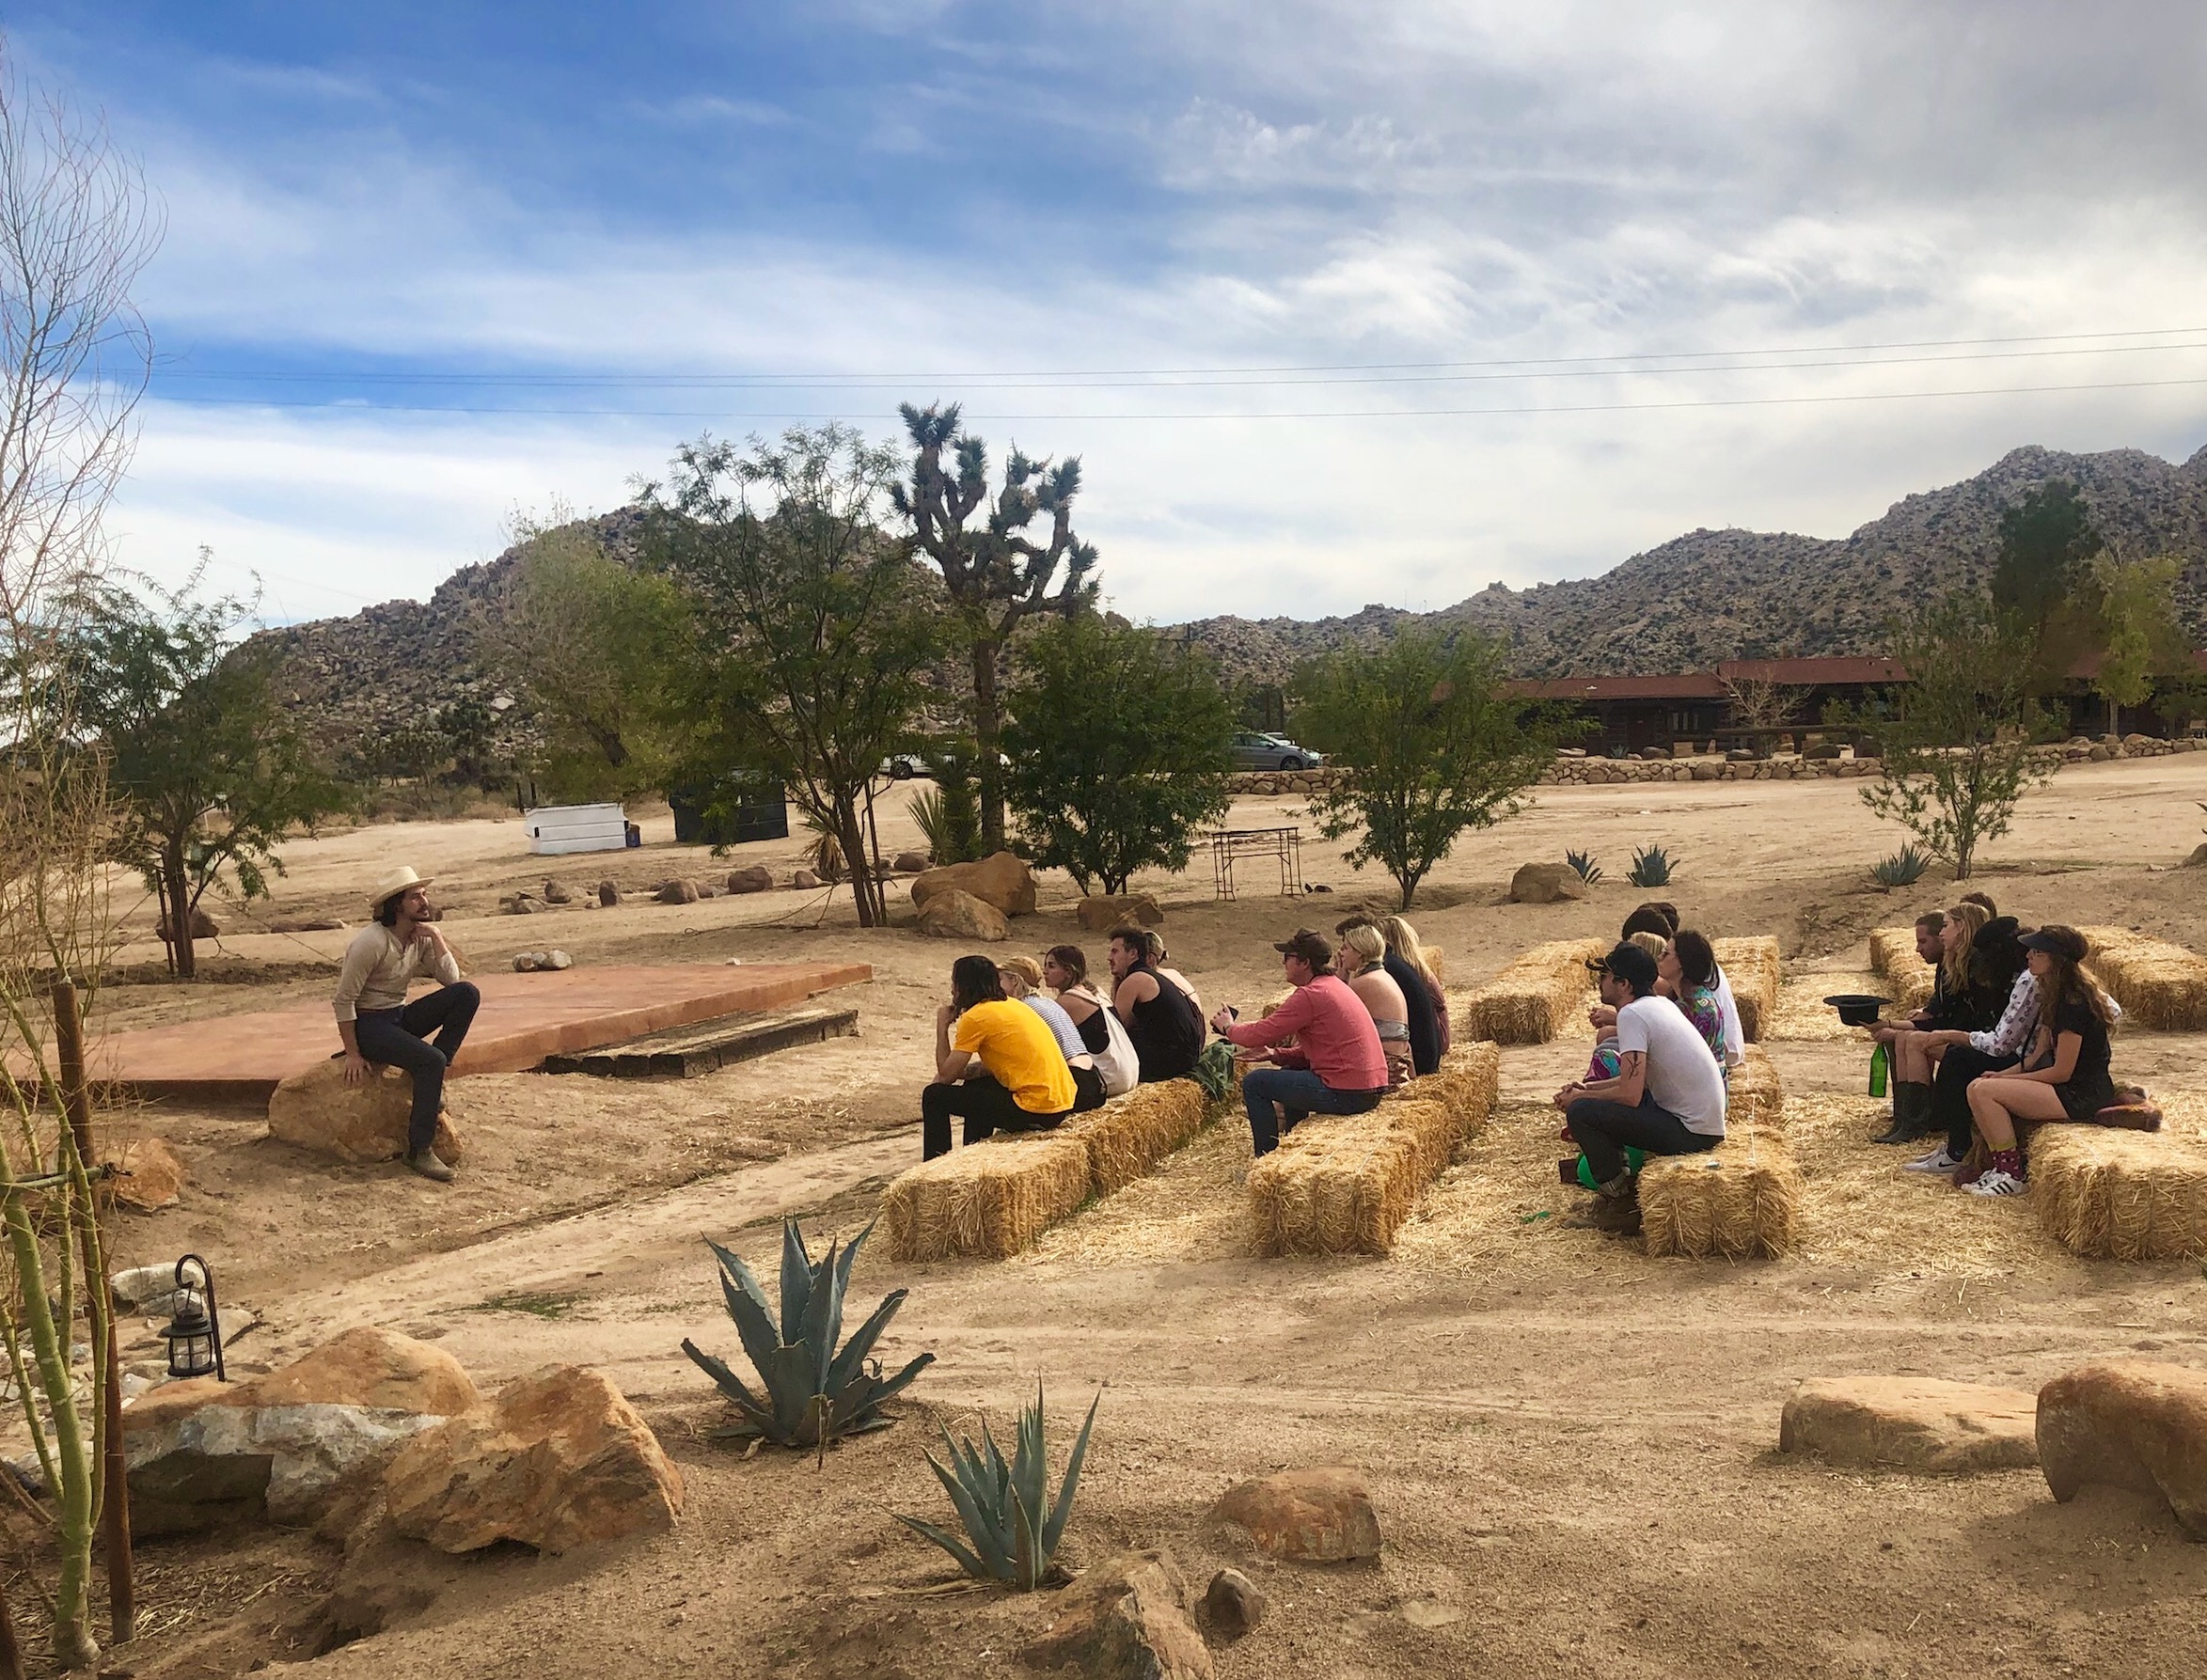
1872, 1081, 1932, 1144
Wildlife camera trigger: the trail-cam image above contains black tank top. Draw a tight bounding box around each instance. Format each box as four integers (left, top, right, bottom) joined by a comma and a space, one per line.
1076, 1006, 1111, 1055
1124, 962, 1202, 1081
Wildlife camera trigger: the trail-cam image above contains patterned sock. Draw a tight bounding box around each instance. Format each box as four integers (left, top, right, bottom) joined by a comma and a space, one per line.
1990, 1147, 2024, 1179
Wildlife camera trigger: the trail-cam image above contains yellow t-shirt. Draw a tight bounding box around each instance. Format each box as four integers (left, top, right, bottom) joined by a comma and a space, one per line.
953, 1000, 1076, 1115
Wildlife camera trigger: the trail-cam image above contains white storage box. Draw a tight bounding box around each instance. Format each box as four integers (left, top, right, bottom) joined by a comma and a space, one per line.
524, 803, 629, 856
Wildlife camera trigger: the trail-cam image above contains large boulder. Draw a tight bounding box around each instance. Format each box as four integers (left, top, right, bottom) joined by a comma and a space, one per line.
911, 852, 1037, 918
1022, 1551, 1212, 1680
266, 1059, 464, 1167
916, 887, 1009, 942
1206, 1468, 1381, 1562
654, 879, 701, 905
726, 866, 773, 894
2037, 1360, 2207, 1537
1509, 862, 1586, 904
541, 880, 573, 904
596, 880, 622, 906
122, 1327, 479, 1534
382, 1365, 683, 1554
1078, 893, 1164, 932
1778, 1377, 2039, 1474
100, 1137, 186, 1212
891, 849, 932, 874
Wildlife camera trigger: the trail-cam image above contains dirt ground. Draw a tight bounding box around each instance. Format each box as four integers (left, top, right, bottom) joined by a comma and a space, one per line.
40, 756, 2207, 1678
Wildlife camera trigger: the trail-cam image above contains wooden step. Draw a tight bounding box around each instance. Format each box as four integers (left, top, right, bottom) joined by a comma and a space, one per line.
539, 1004, 859, 1078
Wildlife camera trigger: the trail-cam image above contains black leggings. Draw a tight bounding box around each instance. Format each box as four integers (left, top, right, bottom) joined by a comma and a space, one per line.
922, 1075, 1067, 1160
1933, 1044, 2019, 1158
353, 982, 481, 1155
1564, 1092, 1721, 1184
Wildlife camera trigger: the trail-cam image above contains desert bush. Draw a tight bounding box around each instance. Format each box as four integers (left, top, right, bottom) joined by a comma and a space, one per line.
896, 1385, 1098, 1590
1628, 844, 1678, 887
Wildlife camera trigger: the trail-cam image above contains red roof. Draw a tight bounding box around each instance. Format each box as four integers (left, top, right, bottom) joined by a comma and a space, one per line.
1507, 673, 1728, 701
1714, 656, 1908, 684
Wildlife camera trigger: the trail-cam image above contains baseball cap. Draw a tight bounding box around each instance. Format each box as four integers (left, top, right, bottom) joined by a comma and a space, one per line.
1273, 928, 1333, 969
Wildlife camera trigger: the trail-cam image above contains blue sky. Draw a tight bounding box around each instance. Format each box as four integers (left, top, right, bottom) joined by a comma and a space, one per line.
13, 2, 2207, 626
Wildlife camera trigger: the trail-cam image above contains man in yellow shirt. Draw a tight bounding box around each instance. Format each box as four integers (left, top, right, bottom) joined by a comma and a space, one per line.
923, 955, 1076, 1159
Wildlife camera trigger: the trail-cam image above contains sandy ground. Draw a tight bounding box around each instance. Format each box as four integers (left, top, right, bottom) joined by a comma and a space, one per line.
36, 755, 2207, 1678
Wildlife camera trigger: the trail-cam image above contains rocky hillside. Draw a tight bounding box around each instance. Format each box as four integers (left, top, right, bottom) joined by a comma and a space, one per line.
254, 444, 2207, 747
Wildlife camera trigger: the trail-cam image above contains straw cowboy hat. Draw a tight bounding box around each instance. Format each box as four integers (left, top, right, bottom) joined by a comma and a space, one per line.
367, 866, 435, 913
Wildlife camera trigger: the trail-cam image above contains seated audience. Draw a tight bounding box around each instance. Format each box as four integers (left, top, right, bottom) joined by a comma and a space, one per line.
1553, 942, 1727, 1218
1040, 945, 1140, 1097
1873, 902, 1994, 1144
1335, 914, 1441, 1076
1622, 901, 1744, 1070
1868, 911, 1951, 1139
1143, 931, 1205, 1019
1954, 926, 2120, 1199
1108, 927, 1205, 1083
1660, 929, 1731, 1072
1379, 916, 1452, 1062
998, 955, 1106, 1114
922, 955, 1076, 1160
1211, 929, 1388, 1156
1336, 924, 1413, 1088
1903, 916, 2035, 1176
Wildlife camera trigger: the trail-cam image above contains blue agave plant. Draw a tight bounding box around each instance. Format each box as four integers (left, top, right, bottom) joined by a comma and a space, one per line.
896, 1385, 1099, 1590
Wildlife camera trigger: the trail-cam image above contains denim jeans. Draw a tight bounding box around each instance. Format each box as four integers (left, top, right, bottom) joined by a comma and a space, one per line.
1240, 1066, 1385, 1156
353, 981, 480, 1155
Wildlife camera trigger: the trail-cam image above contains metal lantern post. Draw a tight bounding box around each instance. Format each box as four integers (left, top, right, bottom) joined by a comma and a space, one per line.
157, 1255, 226, 1384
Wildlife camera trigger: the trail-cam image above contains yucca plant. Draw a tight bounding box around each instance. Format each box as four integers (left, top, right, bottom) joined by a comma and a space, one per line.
680, 1218, 934, 1452
1870, 843, 1931, 889
1627, 843, 1678, 887
1565, 847, 1602, 885
896, 1385, 1099, 1591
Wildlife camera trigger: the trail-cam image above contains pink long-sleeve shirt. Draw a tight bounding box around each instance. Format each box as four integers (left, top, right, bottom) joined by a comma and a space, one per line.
1224, 974, 1389, 1091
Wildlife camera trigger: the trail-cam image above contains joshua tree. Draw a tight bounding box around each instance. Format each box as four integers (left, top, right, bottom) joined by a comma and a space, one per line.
893, 401, 1099, 851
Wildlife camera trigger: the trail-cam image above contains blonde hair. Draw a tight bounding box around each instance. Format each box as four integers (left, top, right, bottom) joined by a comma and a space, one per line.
1627, 930, 1667, 961
1338, 924, 1387, 971
1940, 901, 1988, 995
1377, 916, 1442, 994
997, 954, 1043, 997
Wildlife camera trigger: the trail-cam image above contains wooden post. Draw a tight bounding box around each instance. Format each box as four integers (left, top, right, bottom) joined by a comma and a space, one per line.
50, 980, 133, 1645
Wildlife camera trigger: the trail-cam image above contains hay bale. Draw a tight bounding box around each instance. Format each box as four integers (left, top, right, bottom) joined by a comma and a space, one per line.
1869, 928, 1937, 1012
1712, 936, 1781, 1042
2028, 1123, 2207, 1261
1639, 1126, 1803, 1260
2075, 927, 2207, 1033
880, 1131, 1094, 1262
1393, 1041, 1501, 1130
1067, 1079, 1213, 1197
1458, 938, 1606, 1045
1729, 1045, 1785, 1130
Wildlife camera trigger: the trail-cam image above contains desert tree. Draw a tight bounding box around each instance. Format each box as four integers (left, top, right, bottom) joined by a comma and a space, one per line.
2087, 553, 2190, 737
1001, 616, 1234, 897
1719, 672, 1798, 751
0, 43, 160, 1668
1989, 478, 2106, 689
1839, 591, 2056, 881
1291, 629, 1571, 909
892, 400, 1099, 852
640, 425, 946, 928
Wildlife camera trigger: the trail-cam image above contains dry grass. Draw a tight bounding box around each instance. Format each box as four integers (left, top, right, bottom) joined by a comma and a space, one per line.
1869, 929, 1937, 1013
1021, 1118, 1255, 1266
1729, 1046, 1786, 1130
1065, 1079, 1215, 1196
1712, 936, 1782, 1043
881, 1129, 1095, 1262
2028, 1110, 2207, 1260
2076, 925, 2207, 1032
1638, 1123, 1803, 1260
1458, 938, 1606, 1044
1766, 971, 1890, 1043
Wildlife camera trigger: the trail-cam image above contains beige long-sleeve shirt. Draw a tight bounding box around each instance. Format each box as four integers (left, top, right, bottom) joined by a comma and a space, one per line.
333, 924, 463, 1022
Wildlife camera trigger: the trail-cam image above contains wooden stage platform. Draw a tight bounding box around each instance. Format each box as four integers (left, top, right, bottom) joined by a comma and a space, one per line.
82, 963, 873, 1102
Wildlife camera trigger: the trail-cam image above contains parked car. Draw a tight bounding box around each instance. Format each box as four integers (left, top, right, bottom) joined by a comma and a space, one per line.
880, 753, 929, 779
1231, 731, 1323, 771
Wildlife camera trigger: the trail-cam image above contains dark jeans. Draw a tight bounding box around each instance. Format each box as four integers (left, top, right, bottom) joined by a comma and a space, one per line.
1240, 1067, 1385, 1156
922, 1075, 1067, 1160
1565, 1092, 1720, 1185
1933, 1044, 2019, 1158
353, 981, 481, 1155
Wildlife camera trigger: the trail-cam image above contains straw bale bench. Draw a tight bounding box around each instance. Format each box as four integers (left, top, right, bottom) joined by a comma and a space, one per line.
1868, 928, 1936, 1013
2077, 927, 2207, 1032
1638, 1123, 1803, 1260
1712, 936, 1781, 1042
1729, 1045, 1786, 1129
1064, 1077, 1218, 1197
1247, 1043, 1502, 1256
1458, 940, 1605, 1044
2027, 1122, 2207, 1261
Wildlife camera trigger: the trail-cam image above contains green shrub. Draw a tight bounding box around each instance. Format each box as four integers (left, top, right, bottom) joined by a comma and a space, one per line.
1566, 847, 1602, 884
1627, 844, 1678, 887
1869, 843, 1931, 889
895, 1385, 1098, 1590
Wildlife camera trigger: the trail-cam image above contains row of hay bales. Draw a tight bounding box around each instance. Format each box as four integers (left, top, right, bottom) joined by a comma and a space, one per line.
1459, 939, 1606, 1044
2077, 925, 2207, 1033
1247, 1043, 1503, 1257
2029, 1122, 2207, 1261
1639, 1044, 1800, 1260
882, 1076, 1227, 1262
1711, 935, 1781, 1042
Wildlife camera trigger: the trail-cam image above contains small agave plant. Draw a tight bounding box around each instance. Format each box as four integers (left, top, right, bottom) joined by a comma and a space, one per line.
681, 1218, 933, 1452
1870, 843, 1931, 889
1628, 843, 1678, 887
1565, 847, 1602, 885
895, 1385, 1099, 1591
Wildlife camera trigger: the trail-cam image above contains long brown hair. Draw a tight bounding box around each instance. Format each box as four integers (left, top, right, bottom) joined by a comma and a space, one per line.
1378, 915, 1442, 995
1940, 901, 1989, 995
2032, 925, 2116, 1035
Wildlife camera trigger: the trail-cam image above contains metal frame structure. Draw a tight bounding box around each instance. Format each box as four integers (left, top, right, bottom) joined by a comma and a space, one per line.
1204, 826, 1303, 901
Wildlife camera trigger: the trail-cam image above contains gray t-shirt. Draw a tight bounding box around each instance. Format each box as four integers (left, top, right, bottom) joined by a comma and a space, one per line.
1616, 995, 1728, 1136
1021, 995, 1089, 1067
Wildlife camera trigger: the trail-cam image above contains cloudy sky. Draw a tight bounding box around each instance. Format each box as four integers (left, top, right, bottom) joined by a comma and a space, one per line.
14, 2, 2207, 626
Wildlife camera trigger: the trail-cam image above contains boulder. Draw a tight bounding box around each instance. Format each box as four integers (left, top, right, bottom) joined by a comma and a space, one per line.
1022, 1551, 1212, 1680
266, 1059, 464, 1167
100, 1137, 186, 1213
2183, 842, 2207, 869
543, 949, 573, 971
1691, 761, 1720, 780
1206, 1468, 1381, 1562
112, 1262, 180, 1310
1199, 1568, 1268, 1641
654, 879, 701, 905
2037, 1360, 2207, 1538
541, 880, 573, 905
916, 887, 1009, 943
1778, 1377, 2039, 1474
1509, 862, 1586, 904
382, 1365, 683, 1554
891, 849, 932, 874
725, 866, 772, 894
269, 916, 346, 934
1077, 893, 1165, 932
122, 1327, 479, 1534
793, 869, 822, 889
596, 881, 621, 907
504, 894, 545, 916
512, 950, 548, 973
911, 851, 1037, 918
157, 908, 221, 941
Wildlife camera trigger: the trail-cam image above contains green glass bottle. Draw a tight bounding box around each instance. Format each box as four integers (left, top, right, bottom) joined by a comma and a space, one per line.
1868, 1040, 1889, 1098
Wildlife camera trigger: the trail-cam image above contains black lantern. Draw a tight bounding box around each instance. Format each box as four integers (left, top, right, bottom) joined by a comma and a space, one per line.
158, 1253, 226, 1382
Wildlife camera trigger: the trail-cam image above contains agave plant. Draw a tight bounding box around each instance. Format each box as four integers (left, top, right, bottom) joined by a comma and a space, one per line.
895, 1385, 1099, 1591
680, 1218, 933, 1452
1870, 843, 1931, 889
1627, 843, 1678, 887
1565, 847, 1602, 885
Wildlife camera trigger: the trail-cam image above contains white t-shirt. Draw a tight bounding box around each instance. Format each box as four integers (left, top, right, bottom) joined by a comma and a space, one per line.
1711, 967, 1747, 1068
1615, 995, 1728, 1136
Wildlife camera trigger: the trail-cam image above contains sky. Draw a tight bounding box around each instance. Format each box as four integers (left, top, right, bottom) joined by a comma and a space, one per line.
11, 2, 2207, 627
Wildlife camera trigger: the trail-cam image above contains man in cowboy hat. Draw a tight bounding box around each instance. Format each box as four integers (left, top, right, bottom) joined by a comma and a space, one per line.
333, 867, 479, 1182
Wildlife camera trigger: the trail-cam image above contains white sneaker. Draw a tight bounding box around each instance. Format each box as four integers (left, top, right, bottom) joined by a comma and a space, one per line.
1965, 1168, 2026, 1198
1902, 1145, 1961, 1174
